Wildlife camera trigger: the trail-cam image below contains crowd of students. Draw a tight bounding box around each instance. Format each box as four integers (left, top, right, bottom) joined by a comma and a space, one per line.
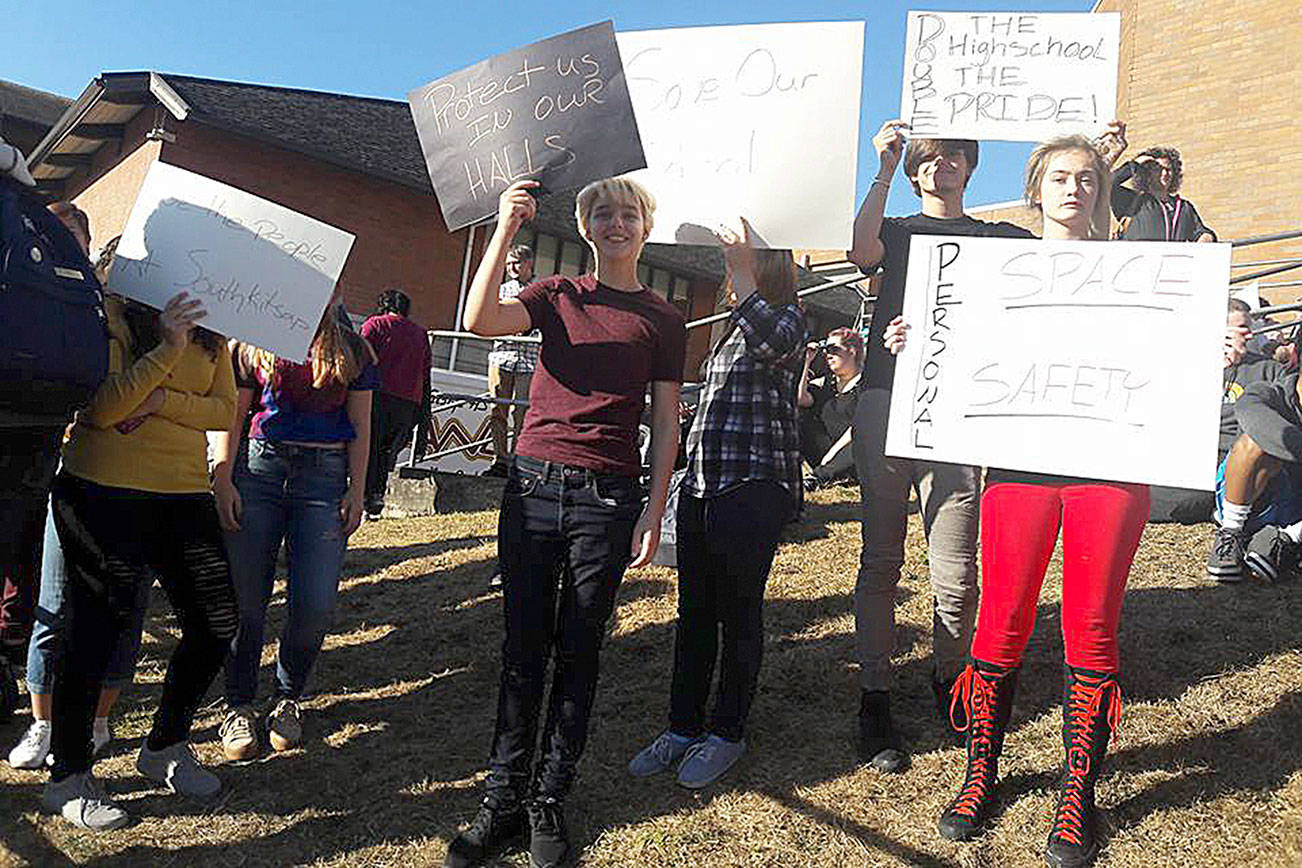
0, 110, 1288, 868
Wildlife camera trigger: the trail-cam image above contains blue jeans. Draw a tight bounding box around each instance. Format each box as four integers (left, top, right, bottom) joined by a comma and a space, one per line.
26, 502, 148, 693
224, 440, 349, 706
487, 455, 643, 801
1214, 453, 1302, 533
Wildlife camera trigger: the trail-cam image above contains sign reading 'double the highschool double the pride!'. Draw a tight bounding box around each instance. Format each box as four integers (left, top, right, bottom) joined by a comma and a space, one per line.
409, 21, 646, 233
108, 162, 355, 363
900, 11, 1119, 142
884, 236, 1230, 491
617, 21, 863, 250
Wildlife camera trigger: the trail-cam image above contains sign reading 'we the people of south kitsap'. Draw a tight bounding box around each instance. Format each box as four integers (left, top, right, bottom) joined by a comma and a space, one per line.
900, 11, 1120, 142
408, 21, 646, 233
109, 161, 355, 363
884, 236, 1230, 491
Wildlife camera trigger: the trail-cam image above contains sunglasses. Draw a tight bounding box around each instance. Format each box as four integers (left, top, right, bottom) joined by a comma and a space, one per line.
822, 344, 849, 356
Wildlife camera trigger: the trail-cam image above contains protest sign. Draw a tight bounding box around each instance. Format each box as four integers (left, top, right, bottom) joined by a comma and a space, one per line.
1231, 280, 1260, 309
884, 236, 1230, 490
109, 161, 355, 363
900, 11, 1119, 142
409, 21, 645, 233
617, 21, 862, 249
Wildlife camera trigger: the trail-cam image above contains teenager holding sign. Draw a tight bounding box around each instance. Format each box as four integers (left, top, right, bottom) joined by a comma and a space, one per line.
628, 220, 804, 788
883, 131, 1141, 867
445, 178, 685, 868
847, 121, 1034, 773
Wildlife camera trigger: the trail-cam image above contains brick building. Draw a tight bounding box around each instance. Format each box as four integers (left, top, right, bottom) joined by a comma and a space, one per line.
27, 72, 859, 382
973, 0, 1302, 303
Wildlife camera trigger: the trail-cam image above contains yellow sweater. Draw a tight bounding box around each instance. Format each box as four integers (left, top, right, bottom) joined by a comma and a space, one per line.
61, 298, 236, 494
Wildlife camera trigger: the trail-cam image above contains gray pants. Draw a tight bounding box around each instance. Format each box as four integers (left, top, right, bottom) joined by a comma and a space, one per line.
851, 388, 980, 691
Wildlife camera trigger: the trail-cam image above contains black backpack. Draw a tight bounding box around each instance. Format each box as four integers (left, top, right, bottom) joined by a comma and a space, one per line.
0, 177, 109, 422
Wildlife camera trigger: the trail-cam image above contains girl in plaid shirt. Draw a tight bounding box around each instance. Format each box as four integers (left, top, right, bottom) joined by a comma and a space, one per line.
629, 219, 805, 789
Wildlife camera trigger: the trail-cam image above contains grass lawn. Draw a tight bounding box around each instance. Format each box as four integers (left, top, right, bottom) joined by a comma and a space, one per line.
2, 485, 1301, 866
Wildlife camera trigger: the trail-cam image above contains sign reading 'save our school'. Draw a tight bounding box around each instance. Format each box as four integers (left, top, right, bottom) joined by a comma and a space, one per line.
409, 21, 646, 233
884, 236, 1230, 491
900, 11, 1120, 142
109, 162, 355, 363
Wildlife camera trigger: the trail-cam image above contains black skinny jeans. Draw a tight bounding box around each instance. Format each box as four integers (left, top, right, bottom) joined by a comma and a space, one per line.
0, 426, 62, 657
364, 391, 419, 513
49, 474, 238, 780
670, 481, 790, 742
487, 455, 642, 802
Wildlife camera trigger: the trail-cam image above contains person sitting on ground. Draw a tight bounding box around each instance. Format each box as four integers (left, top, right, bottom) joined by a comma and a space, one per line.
1111, 145, 1216, 242
483, 245, 538, 478
797, 327, 863, 490
359, 289, 431, 520
1207, 365, 1302, 584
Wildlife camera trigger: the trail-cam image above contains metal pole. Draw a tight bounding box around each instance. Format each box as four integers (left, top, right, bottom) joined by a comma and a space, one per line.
1260, 280, 1302, 291
428, 329, 540, 344
1229, 260, 1302, 286
433, 391, 530, 409
421, 437, 495, 462
684, 273, 875, 331
1230, 228, 1302, 249
450, 224, 477, 372
1232, 257, 1302, 269
1250, 319, 1301, 336
1248, 299, 1302, 317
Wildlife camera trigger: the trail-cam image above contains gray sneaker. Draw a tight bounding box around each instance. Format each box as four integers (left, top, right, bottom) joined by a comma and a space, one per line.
628, 730, 701, 777
136, 742, 221, 800
676, 735, 746, 789
42, 771, 132, 831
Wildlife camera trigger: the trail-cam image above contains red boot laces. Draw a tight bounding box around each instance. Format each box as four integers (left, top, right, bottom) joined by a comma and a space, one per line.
1051, 676, 1122, 846
948, 665, 1002, 818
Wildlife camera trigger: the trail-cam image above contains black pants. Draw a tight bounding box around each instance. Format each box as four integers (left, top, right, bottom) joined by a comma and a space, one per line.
0, 426, 61, 658
49, 474, 238, 779
487, 456, 642, 801
670, 481, 789, 742
365, 392, 419, 513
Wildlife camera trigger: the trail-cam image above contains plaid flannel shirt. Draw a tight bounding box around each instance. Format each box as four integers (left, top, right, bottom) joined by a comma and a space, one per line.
488, 279, 540, 373
682, 292, 805, 498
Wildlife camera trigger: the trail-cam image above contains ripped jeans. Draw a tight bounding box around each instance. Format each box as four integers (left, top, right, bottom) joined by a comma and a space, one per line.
223, 440, 348, 707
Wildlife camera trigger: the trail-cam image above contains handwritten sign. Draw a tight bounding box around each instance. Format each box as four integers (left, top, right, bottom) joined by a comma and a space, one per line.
409, 21, 645, 233
109, 162, 355, 362
617, 21, 863, 249
900, 11, 1119, 142
885, 236, 1230, 490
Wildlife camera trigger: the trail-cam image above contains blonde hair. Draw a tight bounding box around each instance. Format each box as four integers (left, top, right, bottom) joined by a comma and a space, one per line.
574, 177, 655, 239
1024, 135, 1113, 240
245, 303, 373, 389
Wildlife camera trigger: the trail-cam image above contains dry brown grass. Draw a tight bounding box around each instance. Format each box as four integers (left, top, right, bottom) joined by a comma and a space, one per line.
3, 485, 1302, 867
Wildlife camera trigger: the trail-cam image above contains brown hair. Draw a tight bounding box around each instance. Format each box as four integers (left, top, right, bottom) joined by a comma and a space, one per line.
1135, 146, 1184, 195
903, 139, 980, 196
1024, 135, 1113, 240
827, 326, 865, 366
752, 249, 798, 306
47, 201, 90, 251
245, 302, 374, 389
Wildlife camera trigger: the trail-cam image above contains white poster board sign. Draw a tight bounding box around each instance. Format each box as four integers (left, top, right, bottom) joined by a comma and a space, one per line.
900, 11, 1119, 142
885, 236, 1230, 490
617, 21, 863, 249
109, 162, 356, 362
1230, 280, 1260, 309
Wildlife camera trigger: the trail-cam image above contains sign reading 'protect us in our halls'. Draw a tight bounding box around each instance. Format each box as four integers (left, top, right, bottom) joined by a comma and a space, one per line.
884, 236, 1229, 491
900, 11, 1119, 142
408, 21, 646, 233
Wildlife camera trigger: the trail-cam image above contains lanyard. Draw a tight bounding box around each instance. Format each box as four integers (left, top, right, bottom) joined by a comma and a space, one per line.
1160, 196, 1184, 241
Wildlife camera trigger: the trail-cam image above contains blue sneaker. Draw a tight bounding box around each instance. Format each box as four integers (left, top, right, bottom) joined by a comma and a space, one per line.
628, 730, 700, 778
676, 735, 746, 789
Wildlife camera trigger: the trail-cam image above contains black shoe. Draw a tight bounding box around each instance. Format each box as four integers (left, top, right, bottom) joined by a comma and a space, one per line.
1044, 667, 1120, 868
527, 797, 571, 868
0, 656, 17, 722
1207, 525, 1250, 582
932, 676, 963, 746
857, 690, 908, 773
936, 661, 1019, 842
1245, 527, 1302, 584
444, 794, 525, 868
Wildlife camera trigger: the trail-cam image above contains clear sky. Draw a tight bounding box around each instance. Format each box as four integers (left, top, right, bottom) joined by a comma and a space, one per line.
1, 0, 1092, 215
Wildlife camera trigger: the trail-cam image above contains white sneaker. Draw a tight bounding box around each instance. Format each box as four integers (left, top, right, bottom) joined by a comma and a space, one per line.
136, 742, 221, 800
8, 719, 52, 769
42, 771, 132, 831
267, 698, 302, 751
93, 717, 113, 757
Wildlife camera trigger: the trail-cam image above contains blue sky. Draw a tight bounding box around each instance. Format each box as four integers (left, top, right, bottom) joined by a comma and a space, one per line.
2, 0, 1091, 214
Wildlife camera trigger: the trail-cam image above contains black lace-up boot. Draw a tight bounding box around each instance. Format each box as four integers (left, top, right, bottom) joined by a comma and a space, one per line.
937, 660, 1020, 841
1045, 666, 1122, 868
443, 789, 525, 868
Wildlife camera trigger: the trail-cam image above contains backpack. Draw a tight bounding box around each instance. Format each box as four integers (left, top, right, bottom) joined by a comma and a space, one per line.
0, 177, 109, 422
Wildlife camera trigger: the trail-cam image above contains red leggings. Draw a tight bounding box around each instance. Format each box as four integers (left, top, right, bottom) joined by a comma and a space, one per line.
970, 481, 1150, 673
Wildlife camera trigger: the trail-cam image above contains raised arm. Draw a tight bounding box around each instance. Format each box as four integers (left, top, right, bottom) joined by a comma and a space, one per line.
715, 218, 803, 361
848, 120, 908, 270
463, 180, 536, 337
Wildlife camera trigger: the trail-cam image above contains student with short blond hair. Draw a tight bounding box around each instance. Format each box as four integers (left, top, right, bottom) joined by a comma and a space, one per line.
446, 176, 685, 868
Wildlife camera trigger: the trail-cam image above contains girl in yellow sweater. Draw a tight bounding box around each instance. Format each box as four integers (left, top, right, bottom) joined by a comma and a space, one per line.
42, 289, 238, 832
